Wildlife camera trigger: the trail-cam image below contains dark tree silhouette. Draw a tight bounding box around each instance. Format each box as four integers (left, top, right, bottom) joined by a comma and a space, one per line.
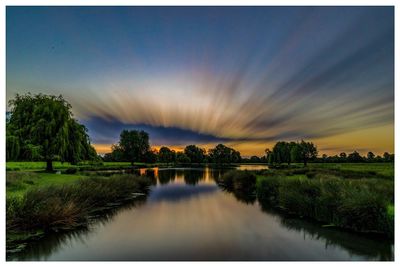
184, 145, 206, 163
113, 130, 150, 165
158, 146, 176, 163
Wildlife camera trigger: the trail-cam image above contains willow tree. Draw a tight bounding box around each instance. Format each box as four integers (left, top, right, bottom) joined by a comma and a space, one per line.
6, 135, 20, 161
7, 93, 96, 171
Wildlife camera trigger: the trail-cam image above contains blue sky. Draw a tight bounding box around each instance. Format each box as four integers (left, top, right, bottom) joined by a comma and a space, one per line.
6, 6, 394, 155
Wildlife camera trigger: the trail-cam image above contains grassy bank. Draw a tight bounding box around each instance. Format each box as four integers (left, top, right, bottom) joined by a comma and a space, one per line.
6, 161, 154, 171
6, 174, 152, 253
220, 167, 394, 239
294, 163, 394, 178
6, 171, 88, 198
6, 161, 230, 172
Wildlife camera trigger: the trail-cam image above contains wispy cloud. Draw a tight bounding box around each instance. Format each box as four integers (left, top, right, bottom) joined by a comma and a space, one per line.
6, 7, 394, 155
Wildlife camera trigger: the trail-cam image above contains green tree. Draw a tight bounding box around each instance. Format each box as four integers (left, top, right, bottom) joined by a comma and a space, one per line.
272, 141, 291, 165
6, 135, 20, 161
367, 151, 375, 162
208, 144, 241, 164
231, 150, 242, 163
339, 152, 347, 162
249, 156, 261, 163
115, 130, 150, 165
7, 93, 96, 171
290, 143, 301, 164
176, 151, 190, 164
184, 145, 206, 163
110, 144, 124, 161
22, 143, 42, 161
64, 120, 97, 164
298, 140, 318, 166
348, 151, 363, 162
158, 146, 176, 163
144, 149, 158, 163
265, 148, 274, 165
383, 152, 393, 162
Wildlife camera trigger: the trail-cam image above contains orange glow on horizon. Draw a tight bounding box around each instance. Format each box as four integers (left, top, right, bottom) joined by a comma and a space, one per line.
93, 124, 393, 158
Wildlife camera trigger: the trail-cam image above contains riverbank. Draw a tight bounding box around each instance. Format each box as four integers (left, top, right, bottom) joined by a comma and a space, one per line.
6, 173, 153, 255
218, 166, 394, 239
6, 161, 252, 172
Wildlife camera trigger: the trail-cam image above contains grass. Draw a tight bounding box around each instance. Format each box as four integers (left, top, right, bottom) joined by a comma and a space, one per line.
6, 172, 87, 198
220, 166, 394, 239
256, 174, 394, 238
6, 174, 152, 252
5, 161, 138, 171
5, 161, 176, 173
268, 163, 394, 180
217, 170, 257, 204
299, 163, 394, 178
6, 161, 74, 171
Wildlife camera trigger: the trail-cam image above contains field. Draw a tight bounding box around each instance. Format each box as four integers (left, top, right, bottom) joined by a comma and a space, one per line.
6, 161, 134, 171
6, 172, 88, 198
304, 163, 394, 178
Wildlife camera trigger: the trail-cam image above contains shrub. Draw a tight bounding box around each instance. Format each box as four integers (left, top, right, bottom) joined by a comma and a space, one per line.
219, 170, 236, 188
219, 170, 257, 204
256, 176, 281, 205
220, 170, 256, 190
232, 171, 256, 191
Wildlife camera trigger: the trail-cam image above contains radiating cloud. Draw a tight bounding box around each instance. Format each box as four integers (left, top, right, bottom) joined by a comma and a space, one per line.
6, 7, 394, 156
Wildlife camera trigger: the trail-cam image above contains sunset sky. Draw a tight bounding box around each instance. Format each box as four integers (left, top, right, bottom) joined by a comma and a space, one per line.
6, 6, 394, 156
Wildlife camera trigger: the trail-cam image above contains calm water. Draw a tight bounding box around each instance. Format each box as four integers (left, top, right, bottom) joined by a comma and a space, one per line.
11, 166, 394, 261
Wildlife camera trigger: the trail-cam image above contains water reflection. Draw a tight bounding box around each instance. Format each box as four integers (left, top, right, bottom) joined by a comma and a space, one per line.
7, 196, 148, 261
9, 166, 394, 261
149, 184, 218, 202
236, 164, 268, 171
280, 217, 394, 261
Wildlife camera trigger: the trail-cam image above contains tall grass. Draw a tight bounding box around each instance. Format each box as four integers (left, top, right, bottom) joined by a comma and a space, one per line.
7, 174, 151, 233
260, 166, 393, 180
218, 170, 257, 204
306, 163, 394, 178
256, 175, 394, 238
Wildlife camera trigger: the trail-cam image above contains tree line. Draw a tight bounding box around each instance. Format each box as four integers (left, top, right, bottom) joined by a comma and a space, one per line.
265, 140, 318, 166
316, 151, 394, 163
264, 140, 394, 166
103, 129, 242, 165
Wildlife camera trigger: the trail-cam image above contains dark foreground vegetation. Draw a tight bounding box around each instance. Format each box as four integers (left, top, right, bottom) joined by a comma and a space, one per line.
6, 174, 152, 253
218, 167, 394, 239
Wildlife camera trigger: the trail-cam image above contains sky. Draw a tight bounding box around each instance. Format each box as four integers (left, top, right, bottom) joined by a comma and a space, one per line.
6, 6, 394, 156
